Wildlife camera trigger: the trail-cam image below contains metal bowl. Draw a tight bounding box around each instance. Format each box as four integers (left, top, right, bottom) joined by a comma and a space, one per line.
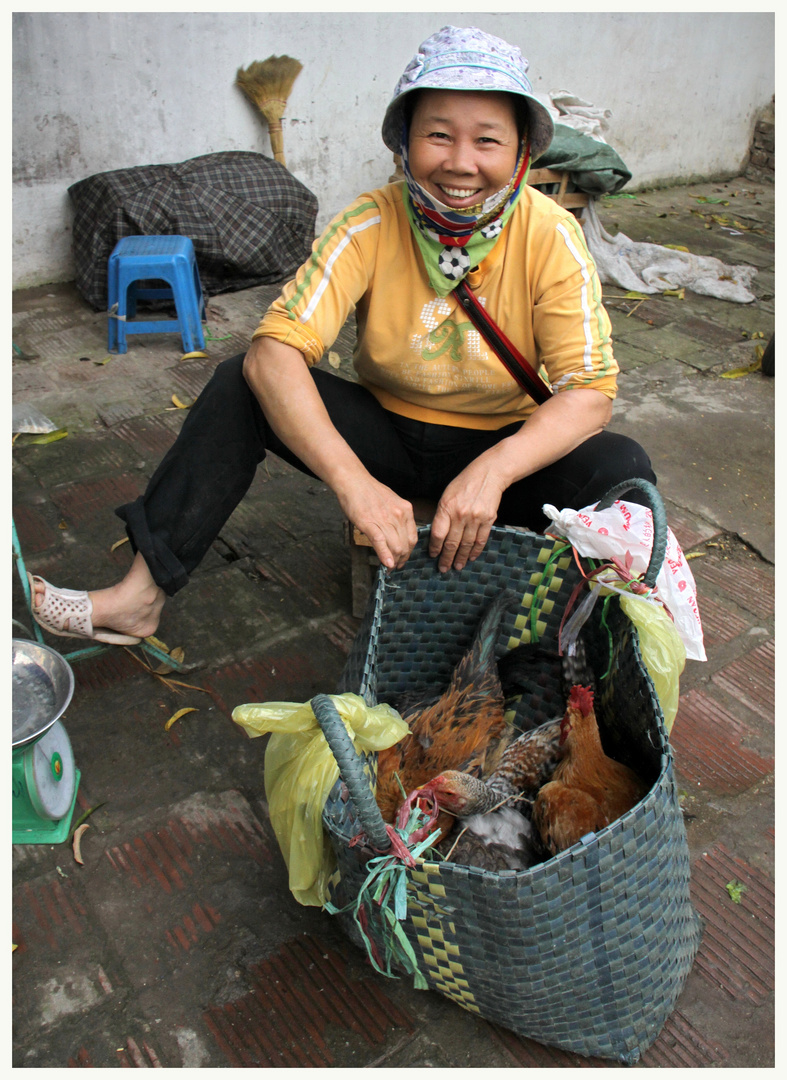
12, 639, 75, 748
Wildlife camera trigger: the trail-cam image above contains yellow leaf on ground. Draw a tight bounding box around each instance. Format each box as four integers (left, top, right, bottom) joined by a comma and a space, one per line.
144, 634, 170, 653
720, 359, 762, 379
165, 707, 197, 731
624, 291, 650, 300
171, 394, 193, 409
110, 537, 129, 552
663, 288, 685, 299
663, 244, 690, 253
327, 351, 341, 369
73, 823, 90, 866
149, 637, 185, 674
24, 429, 69, 445
180, 351, 209, 360
151, 644, 185, 674
685, 552, 705, 560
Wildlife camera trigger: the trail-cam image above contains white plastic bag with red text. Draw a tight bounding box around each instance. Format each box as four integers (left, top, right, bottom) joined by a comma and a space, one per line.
543, 499, 706, 661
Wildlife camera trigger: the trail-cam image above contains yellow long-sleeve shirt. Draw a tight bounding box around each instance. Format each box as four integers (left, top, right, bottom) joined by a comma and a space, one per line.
253, 182, 618, 430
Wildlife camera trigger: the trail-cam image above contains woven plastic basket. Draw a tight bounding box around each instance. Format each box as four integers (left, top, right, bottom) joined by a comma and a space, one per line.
320, 480, 701, 1064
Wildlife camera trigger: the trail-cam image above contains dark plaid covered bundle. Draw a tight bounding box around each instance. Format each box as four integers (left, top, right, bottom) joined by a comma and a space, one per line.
68, 151, 318, 310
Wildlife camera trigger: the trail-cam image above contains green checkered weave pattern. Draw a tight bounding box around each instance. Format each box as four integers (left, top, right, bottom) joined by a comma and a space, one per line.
325, 526, 701, 1064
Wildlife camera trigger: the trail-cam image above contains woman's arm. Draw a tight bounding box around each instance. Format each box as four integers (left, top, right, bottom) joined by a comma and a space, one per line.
243, 337, 418, 570
428, 387, 612, 571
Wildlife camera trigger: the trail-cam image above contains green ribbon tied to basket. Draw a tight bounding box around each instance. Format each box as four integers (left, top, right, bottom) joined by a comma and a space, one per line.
323, 798, 441, 990
313, 693, 445, 990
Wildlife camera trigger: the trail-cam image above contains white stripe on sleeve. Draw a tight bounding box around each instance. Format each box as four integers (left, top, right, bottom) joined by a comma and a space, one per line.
299, 215, 382, 324
556, 222, 594, 372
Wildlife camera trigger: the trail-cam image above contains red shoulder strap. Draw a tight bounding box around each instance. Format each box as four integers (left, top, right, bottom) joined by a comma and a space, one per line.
453, 281, 552, 406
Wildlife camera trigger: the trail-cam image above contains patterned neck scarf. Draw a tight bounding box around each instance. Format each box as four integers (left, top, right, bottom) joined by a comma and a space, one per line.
401, 117, 531, 297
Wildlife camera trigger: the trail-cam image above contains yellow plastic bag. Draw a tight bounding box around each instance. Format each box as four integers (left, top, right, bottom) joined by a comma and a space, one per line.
232, 693, 409, 906
619, 594, 686, 733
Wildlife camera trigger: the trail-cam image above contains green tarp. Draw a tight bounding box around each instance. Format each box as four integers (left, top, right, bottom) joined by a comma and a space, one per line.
535, 123, 631, 195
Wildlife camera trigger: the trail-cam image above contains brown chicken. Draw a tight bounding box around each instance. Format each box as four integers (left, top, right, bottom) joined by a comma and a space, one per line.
375, 590, 517, 830
409, 716, 563, 870
531, 685, 649, 855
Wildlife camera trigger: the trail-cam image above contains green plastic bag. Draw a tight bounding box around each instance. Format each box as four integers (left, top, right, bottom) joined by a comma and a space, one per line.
619, 594, 686, 733
232, 693, 408, 906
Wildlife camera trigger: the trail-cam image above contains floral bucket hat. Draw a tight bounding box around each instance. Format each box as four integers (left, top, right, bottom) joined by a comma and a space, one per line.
382, 25, 554, 162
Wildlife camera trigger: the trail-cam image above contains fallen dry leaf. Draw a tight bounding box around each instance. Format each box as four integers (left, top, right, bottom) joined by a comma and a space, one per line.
153, 645, 185, 674
110, 537, 129, 552
73, 823, 90, 866
123, 646, 209, 694
180, 351, 209, 361
23, 429, 69, 445
328, 351, 341, 369
165, 707, 197, 731
720, 359, 761, 379
170, 394, 193, 409
144, 634, 170, 653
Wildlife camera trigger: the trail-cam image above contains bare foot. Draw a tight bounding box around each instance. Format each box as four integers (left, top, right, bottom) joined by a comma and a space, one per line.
32, 552, 166, 640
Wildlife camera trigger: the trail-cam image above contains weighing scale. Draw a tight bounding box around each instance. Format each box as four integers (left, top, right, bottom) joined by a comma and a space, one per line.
12, 639, 81, 844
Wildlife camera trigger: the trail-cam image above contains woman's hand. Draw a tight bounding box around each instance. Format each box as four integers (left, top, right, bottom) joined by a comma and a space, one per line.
337, 477, 418, 571
428, 388, 613, 572
428, 457, 506, 572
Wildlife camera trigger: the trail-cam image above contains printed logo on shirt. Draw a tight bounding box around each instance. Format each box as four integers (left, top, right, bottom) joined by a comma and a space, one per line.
410, 297, 485, 364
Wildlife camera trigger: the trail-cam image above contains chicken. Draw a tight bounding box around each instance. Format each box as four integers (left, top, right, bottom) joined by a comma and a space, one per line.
442, 803, 540, 872
531, 684, 649, 856
409, 716, 564, 871
374, 590, 517, 830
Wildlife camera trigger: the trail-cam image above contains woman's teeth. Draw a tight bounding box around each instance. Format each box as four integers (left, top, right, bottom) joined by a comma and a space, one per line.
440, 186, 480, 199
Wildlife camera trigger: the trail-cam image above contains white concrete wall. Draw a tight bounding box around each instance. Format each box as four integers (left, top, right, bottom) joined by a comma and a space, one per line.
13, 10, 774, 290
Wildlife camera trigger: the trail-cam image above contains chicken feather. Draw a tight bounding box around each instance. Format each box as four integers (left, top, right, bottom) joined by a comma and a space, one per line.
532, 684, 649, 855
374, 590, 518, 825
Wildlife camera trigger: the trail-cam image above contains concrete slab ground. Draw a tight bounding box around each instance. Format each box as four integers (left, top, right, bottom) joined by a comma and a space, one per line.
11, 176, 774, 1067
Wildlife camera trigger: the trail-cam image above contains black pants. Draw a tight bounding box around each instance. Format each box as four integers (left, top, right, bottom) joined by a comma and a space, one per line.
117, 354, 656, 596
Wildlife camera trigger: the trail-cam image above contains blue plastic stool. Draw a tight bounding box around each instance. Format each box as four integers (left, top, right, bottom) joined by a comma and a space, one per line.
107, 235, 206, 354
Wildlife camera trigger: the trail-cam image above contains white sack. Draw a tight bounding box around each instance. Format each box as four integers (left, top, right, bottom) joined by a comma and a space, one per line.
582, 199, 757, 303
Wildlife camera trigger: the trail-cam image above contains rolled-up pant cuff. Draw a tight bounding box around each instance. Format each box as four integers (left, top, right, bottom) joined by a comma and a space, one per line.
115, 496, 191, 597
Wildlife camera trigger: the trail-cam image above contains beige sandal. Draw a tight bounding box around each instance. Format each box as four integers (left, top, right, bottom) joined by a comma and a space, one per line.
27, 574, 141, 646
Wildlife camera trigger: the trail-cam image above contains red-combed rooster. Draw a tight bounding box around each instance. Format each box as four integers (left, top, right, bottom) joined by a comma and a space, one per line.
374, 590, 518, 831
531, 684, 649, 856
410, 716, 564, 871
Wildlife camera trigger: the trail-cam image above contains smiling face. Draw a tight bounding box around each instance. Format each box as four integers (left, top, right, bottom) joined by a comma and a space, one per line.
407, 89, 521, 210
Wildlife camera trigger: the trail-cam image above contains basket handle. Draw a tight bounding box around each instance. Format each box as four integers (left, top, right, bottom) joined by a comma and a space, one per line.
593, 478, 667, 588
311, 693, 392, 852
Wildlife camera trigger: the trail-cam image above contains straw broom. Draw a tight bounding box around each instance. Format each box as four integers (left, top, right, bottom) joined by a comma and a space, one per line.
236, 55, 302, 169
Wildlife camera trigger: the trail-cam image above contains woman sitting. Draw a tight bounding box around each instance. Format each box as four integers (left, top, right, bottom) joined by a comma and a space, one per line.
29, 24, 654, 647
